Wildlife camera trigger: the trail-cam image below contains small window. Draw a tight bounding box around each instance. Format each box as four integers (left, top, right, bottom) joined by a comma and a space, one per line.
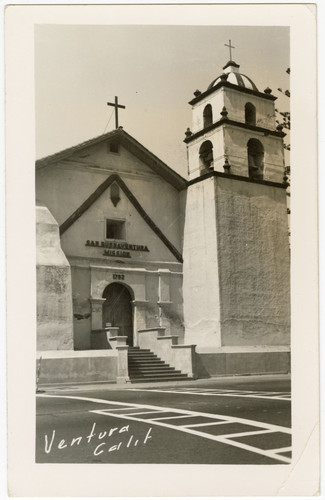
108, 141, 119, 154
106, 219, 126, 240
245, 103, 256, 126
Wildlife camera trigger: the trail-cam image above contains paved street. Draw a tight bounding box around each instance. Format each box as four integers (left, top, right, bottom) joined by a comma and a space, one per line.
36, 375, 291, 464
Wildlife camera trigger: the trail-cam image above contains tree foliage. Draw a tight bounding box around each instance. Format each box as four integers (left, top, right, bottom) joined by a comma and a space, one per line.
274, 68, 291, 199
275, 67, 290, 151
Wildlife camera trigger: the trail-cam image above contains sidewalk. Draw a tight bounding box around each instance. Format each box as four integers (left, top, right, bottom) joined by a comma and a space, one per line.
37, 372, 291, 393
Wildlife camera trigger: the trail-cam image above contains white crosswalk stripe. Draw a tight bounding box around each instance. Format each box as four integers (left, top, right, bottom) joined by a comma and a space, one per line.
125, 387, 291, 401
183, 421, 231, 428
269, 446, 292, 453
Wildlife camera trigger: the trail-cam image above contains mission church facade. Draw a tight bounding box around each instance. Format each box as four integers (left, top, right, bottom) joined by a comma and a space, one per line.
36, 54, 290, 384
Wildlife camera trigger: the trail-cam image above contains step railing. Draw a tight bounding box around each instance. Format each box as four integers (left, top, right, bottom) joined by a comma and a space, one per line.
91, 325, 130, 383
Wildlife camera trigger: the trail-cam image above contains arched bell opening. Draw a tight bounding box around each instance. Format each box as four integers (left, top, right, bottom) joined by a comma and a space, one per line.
245, 102, 256, 126
247, 138, 264, 180
102, 282, 134, 346
203, 104, 213, 128
199, 140, 214, 175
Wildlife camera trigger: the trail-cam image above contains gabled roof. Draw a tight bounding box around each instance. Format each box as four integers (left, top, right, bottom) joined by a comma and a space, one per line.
36, 127, 187, 191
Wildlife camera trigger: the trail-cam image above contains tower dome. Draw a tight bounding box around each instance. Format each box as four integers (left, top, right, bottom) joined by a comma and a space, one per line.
208, 60, 258, 92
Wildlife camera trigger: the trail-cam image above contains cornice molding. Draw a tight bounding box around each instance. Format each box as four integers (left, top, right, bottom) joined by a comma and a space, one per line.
187, 170, 287, 189
184, 118, 285, 144
189, 80, 277, 106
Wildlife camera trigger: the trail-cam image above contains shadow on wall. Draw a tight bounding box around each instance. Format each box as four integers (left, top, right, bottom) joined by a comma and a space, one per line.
195, 352, 291, 378
195, 355, 212, 379
72, 295, 92, 350
179, 188, 187, 255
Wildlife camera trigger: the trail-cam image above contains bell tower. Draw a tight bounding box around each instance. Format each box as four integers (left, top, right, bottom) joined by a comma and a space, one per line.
182, 53, 290, 374
185, 58, 286, 181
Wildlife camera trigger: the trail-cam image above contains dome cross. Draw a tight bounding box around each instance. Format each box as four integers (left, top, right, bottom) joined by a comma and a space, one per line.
224, 39, 235, 60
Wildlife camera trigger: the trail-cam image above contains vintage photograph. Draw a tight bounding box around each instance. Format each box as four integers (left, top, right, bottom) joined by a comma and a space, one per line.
5, 3, 320, 497
34, 23, 292, 464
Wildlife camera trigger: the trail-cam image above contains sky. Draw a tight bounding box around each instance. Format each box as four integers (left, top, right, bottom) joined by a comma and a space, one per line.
35, 24, 290, 177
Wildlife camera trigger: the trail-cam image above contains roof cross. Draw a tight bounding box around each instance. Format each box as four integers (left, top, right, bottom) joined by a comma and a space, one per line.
224, 39, 235, 60
107, 96, 126, 129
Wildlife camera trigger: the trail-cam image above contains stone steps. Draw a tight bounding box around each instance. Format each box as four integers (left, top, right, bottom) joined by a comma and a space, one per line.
128, 346, 190, 383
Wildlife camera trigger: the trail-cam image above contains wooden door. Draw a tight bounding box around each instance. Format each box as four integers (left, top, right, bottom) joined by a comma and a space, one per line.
102, 283, 133, 346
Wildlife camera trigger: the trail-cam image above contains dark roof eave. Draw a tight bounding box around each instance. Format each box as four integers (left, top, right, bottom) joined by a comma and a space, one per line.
188, 81, 277, 106
184, 118, 286, 144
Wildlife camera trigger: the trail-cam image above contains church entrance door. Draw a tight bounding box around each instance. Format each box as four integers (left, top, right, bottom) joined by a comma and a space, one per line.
102, 283, 133, 346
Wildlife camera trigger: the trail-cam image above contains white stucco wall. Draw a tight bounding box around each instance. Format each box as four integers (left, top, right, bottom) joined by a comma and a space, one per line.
191, 90, 224, 133
36, 143, 183, 253
215, 177, 290, 346
187, 84, 283, 183
183, 175, 290, 349
70, 265, 92, 350
36, 141, 185, 349
223, 88, 276, 129
68, 261, 184, 349
187, 128, 225, 180
187, 125, 285, 183
223, 126, 285, 182
183, 177, 222, 347
191, 86, 276, 133
36, 205, 74, 350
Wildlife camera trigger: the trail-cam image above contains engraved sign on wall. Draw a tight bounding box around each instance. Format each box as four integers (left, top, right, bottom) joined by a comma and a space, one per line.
85, 240, 149, 259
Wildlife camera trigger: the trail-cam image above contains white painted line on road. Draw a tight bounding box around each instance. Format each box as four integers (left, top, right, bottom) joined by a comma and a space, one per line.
99, 407, 139, 412
149, 414, 197, 421
37, 393, 291, 433
217, 429, 274, 439
124, 410, 167, 416
129, 387, 289, 396
90, 408, 290, 464
268, 446, 292, 454
37, 393, 291, 464
183, 421, 231, 428
126, 388, 291, 401
215, 436, 291, 464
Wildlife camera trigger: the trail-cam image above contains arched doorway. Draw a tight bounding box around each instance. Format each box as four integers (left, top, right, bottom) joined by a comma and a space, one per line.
102, 283, 134, 346
247, 138, 264, 180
